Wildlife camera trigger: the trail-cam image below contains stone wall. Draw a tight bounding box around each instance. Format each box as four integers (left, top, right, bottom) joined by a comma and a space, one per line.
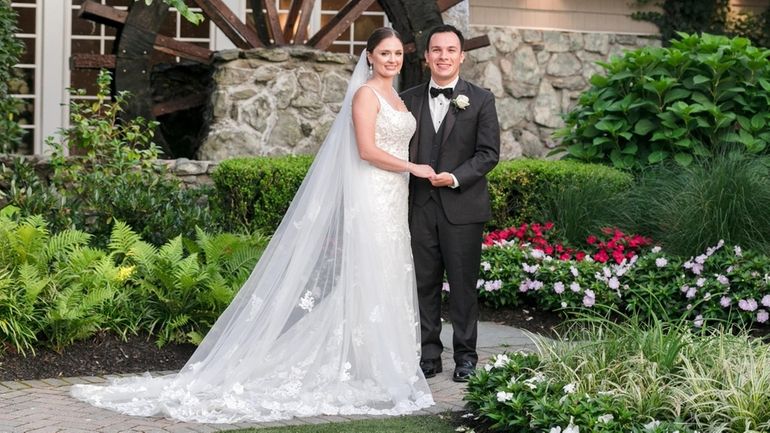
196, 29, 660, 161
197, 47, 356, 160
463, 26, 660, 159
0, 155, 217, 189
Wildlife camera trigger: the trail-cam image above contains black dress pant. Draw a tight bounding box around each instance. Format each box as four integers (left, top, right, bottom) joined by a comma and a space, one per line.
410, 197, 483, 365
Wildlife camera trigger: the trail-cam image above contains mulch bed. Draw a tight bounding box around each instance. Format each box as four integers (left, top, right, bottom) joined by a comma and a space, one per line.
0, 306, 554, 382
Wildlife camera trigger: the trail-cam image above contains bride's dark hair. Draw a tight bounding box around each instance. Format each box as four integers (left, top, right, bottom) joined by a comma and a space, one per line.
365, 27, 402, 64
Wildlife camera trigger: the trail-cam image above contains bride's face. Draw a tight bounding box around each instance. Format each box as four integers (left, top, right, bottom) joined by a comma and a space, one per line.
367, 36, 403, 79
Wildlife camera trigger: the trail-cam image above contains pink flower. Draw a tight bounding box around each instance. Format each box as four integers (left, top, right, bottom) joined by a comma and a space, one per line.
757, 310, 769, 324
761, 295, 770, 308
484, 280, 502, 292
655, 257, 668, 268
720, 296, 731, 308
608, 277, 620, 290
685, 286, 697, 299
738, 299, 758, 312
442, 282, 450, 292
734, 245, 743, 257
583, 290, 595, 307
554, 281, 565, 294
716, 275, 730, 286
694, 314, 704, 327
570, 282, 581, 293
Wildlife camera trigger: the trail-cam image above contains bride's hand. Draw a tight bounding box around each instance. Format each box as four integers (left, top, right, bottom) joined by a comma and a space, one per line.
409, 163, 436, 179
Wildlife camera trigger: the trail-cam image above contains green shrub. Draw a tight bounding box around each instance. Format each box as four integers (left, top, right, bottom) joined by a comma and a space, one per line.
0, 2, 24, 151
0, 207, 266, 352
616, 151, 770, 256
555, 33, 770, 170
212, 155, 313, 234
20, 69, 216, 246
466, 317, 770, 433
487, 159, 632, 230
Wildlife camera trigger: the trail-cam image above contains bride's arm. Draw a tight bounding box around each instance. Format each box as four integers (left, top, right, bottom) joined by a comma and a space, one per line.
352, 87, 434, 179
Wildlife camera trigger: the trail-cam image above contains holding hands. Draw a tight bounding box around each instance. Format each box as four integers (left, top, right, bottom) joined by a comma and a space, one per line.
407, 162, 436, 179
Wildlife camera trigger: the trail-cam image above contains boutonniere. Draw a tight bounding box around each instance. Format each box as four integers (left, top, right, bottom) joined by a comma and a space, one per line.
451, 94, 470, 110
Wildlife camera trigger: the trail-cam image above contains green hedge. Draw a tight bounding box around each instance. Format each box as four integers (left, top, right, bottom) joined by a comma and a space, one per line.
487, 159, 632, 230
212, 155, 313, 234
212, 156, 631, 233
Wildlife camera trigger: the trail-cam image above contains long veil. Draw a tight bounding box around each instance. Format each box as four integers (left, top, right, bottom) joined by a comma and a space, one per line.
71, 52, 433, 423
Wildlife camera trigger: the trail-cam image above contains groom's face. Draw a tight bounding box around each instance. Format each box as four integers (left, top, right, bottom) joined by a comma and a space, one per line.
424, 31, 465, 86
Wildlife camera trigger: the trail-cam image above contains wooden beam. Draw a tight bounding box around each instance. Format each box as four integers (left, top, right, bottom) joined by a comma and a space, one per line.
78, 0, 128, 26
70, 53, 116, 69
261, 0, 285, 45
463, 35, 491, 52
436, 0, 463, 13
78, 0, 214, 63
192, 0, 262, 49
152, 93, 208, 117
154, 35, 214, 64
283, 0, 315, 43
308, 0, 376, 50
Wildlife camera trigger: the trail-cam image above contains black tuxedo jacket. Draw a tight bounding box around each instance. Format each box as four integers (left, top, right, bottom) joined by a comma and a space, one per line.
401, 78, 500, 225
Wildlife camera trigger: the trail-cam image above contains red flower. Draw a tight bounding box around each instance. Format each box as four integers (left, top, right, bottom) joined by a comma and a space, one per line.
559, 253, 571, 261
594, 249, 609, 263
587, 235, 598, 245
575, 251, 586, 261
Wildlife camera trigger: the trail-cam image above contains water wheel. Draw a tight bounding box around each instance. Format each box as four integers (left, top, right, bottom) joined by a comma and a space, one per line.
71, 0, 489, 156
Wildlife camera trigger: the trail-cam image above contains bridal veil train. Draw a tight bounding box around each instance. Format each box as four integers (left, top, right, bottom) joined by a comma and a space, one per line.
70, 52, 434, 423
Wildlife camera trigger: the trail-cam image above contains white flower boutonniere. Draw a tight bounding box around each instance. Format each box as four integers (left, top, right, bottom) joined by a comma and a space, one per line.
451, 94, 470, 110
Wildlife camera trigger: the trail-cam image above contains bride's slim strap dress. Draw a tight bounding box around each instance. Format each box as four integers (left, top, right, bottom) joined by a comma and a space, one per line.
70, 55, 433, 423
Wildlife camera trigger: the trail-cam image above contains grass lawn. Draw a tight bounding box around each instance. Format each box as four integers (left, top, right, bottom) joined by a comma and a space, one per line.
226, 414, 457, 433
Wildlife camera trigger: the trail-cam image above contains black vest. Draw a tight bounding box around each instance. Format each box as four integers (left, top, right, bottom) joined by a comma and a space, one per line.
413, 103, 447, 206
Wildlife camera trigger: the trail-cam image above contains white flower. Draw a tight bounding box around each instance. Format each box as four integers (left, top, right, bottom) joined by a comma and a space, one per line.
476, 279, 485, 289
644, 420, 661, 431
757, 309, 769, 323
716, 274, 730, 286
298, 291, 315, 312
550, 427, 562, 433
562, 382, 577, 394
442, 282, 451, 292
496, 391, 513, 402
694, 314, 703, 327
739, 298, 758, 311
522, 263, 539, 274
696, 277, 706, 287
735, 245, 743, 256
493, 354, 510, 368
561, 301, 568, 308
452, 94, 470, 110
570, 266, 579, 277
232, 382, 244, 395
655, 257, 668, 268
608, 276, 620, 290
597, 414, 614, 423
651, 246, 662, 253
570, 282, 581, 293
484, 364, 493, 372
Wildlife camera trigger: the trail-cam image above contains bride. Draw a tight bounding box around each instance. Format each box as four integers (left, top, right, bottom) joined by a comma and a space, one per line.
70, 28, 437, 423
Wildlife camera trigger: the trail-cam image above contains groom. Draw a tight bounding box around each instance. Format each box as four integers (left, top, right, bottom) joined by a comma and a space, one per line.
401, 25, 500, 382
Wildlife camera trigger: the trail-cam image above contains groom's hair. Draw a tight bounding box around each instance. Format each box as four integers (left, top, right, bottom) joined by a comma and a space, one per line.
425, 24, 465, 51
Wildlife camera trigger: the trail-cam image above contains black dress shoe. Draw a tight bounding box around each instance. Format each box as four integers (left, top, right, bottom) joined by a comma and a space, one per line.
453, 360, 476, 382
420, 358, 443, 378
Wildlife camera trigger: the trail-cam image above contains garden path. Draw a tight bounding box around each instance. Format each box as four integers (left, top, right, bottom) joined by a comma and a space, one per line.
0, 322, 538, 433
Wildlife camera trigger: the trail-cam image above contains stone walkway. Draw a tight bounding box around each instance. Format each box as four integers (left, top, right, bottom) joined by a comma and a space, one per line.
0, 322, 538, 433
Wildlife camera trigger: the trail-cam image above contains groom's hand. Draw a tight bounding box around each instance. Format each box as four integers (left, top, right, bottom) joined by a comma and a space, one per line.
430, 172, 456, 187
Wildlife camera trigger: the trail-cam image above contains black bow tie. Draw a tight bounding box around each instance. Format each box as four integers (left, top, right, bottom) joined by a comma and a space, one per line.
429, 87, 453, 98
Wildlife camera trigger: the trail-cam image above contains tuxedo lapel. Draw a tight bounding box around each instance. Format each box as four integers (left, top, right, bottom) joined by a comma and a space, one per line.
440, 78, 468, 146
409, 83, 429, 162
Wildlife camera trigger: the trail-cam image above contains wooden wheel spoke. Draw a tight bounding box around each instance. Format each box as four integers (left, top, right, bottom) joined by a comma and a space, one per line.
191, 0, 262, 49
152, 94, 208, 117
308, 0, 377, 50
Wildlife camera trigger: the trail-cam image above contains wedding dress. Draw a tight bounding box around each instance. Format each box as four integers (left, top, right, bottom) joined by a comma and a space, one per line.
70, 53, 434, 423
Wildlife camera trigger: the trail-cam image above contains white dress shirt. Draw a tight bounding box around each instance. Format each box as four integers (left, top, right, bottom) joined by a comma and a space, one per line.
427, 77, 460, 188
428, 77, 459, 132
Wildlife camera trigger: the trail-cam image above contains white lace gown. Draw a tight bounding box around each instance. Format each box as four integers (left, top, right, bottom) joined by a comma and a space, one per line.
69, 81, 434, 423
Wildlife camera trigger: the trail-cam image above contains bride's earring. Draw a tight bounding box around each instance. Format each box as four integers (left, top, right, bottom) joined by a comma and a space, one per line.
368, 63, 373, 77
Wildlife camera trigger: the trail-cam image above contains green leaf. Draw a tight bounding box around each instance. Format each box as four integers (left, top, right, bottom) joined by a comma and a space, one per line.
634, 119, 656, 135
663, 88, 691, 104
674, 152, 693, 167
693, 75, 711, 85
648, 150, 669, 164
